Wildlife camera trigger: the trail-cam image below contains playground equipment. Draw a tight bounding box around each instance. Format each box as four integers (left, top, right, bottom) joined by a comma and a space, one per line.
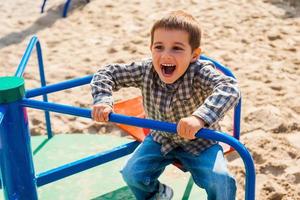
41, 0, 90, 18
0, 36, 255, 200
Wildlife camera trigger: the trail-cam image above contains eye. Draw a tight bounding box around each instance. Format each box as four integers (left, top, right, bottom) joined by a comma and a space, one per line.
173, 46, 184, 51
154, 45, 164, 50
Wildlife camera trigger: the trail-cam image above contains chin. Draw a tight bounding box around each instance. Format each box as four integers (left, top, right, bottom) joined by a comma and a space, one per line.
161, 78, 176, 84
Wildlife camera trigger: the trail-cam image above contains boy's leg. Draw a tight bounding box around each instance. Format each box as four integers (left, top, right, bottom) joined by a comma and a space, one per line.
121, 135, 174, 200
177, 144, 236, 200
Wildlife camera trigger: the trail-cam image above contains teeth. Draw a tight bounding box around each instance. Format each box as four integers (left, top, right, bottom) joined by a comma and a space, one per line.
161, 63, 175, 67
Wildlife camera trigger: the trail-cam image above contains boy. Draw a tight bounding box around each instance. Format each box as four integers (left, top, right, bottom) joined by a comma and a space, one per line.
91, 10, 239, 200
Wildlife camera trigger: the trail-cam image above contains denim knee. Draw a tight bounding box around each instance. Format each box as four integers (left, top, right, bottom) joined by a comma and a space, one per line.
121, 163, 136, 185
121, 162, 152, 187
193, 172, 236, 200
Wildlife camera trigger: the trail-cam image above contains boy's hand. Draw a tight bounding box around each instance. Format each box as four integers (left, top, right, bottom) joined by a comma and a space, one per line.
177, 116, 205, 140
92, 104, 113, 122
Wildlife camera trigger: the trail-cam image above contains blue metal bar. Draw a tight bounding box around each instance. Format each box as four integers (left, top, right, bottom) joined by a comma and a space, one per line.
36, 141, 139, 187
20, 99, 255, 199
234, 99, 242, 140
0, 102, 38, 200
36, 39, 52, 138
63, 0, 72, 17
200, 54, 241, 140
21, 99, 91, 118
26, 75, 93, 98
200, 55, 236, 79
41, 0, 47, 13
15, 36, 38, 77
15, 35, 53, 138
109, 113, 255, 200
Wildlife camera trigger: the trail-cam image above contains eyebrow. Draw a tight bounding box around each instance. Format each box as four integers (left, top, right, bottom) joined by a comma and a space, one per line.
153, 42, 163, 45
174, 42, 185, 47
153, 42, 186, 47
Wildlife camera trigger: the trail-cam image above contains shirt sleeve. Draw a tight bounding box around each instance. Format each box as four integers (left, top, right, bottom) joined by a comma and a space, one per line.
192, 62, 240, 126
90, 61, 146, 106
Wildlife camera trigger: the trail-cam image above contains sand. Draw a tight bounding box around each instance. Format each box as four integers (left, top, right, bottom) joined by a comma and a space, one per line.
0, 0, 300, 199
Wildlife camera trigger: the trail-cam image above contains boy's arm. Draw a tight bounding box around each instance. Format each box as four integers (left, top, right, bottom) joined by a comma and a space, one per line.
193, 63, 240, 127
90, 61, 146, 107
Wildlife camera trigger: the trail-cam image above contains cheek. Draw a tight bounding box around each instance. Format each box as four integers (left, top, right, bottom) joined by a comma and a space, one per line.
151, 53, 160, 66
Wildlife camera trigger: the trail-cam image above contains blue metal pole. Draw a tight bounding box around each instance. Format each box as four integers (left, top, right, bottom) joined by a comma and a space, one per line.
36, 40, 52, 138
15, 36, 38, 78
234, 99, 242, 140
15, 35, 52, 138
26, 75, 93, 98
110, 113, 255, 200
36, 141, 139, 187
0, 77, 38, 200
201, 54, 241, 140
15, 36, 53, 138
200, 55, 236, 78
41, 0, 47, 13
20, 99, 255, 199
63, 0, 72, 17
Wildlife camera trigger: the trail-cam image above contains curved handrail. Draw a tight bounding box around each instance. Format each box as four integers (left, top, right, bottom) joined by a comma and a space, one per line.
200, 54, 241, 140
110, 113, 254, 200
15, 36, 52, 138
21, 98, 255, 200
200, 54, 236, 79
15, 36, 40, 77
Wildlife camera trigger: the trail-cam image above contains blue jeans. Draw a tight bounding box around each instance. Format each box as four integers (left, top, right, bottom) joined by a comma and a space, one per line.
121, 135, 236, 200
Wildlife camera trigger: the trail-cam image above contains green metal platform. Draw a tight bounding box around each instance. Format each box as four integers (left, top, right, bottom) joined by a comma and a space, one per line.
1, 134, 207, 200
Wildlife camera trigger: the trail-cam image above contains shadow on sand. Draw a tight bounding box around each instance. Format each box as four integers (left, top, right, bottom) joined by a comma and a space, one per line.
266, 0, 300, 18
0, 0, 88, 49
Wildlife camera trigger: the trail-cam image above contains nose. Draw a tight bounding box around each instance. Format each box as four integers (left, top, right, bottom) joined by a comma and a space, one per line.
161, 50, 172, 59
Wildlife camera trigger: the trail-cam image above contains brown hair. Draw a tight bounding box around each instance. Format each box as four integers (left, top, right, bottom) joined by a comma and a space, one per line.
150, 10, 202, 51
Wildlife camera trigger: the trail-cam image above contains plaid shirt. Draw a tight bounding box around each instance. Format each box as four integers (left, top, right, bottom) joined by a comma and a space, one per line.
91, 58, 240, 155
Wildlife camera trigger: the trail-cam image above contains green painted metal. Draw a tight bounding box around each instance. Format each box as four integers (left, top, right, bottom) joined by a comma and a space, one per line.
0, 76, 25, 104
182, 175, 194, 200
0, 134, 207, 199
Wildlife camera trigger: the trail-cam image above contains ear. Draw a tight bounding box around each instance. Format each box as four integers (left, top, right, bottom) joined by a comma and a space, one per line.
191, 47, 201, 62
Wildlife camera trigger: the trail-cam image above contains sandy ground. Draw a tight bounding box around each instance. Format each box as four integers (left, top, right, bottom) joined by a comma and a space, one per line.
0, 0, 300, 199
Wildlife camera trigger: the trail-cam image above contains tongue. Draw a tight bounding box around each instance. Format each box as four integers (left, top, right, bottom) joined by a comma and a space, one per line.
164, 66, 175, 74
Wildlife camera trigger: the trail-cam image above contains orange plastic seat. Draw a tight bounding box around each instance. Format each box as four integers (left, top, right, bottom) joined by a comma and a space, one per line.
113, 96, 149, 142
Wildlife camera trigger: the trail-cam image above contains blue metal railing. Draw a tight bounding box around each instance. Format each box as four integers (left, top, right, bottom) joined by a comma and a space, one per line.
36, 140, 139, 187
200, 55, 241, 140
40, 0, 90, 18
20, 98, 255, 199
41, 0, 71, 17
0, 36, 255, 200
15, 36, 52, 138
26, 75, 93, 98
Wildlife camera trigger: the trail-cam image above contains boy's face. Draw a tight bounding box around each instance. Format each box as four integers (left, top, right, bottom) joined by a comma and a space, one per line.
150, 28, 201, 84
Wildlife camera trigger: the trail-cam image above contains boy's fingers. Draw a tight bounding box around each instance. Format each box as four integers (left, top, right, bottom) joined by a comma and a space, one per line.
99, 109, 105, 122
178, 122, 186, 137
94, 108, 99, 121
92, 105, 112, 122
189, 130, 196, 139
177, 122, 182, 135
103, 108, 111, 121
91, 109, 95, 120
97, 108, 104, 122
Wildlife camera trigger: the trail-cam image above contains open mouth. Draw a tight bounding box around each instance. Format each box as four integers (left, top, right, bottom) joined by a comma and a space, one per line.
161, 63, 176, 76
